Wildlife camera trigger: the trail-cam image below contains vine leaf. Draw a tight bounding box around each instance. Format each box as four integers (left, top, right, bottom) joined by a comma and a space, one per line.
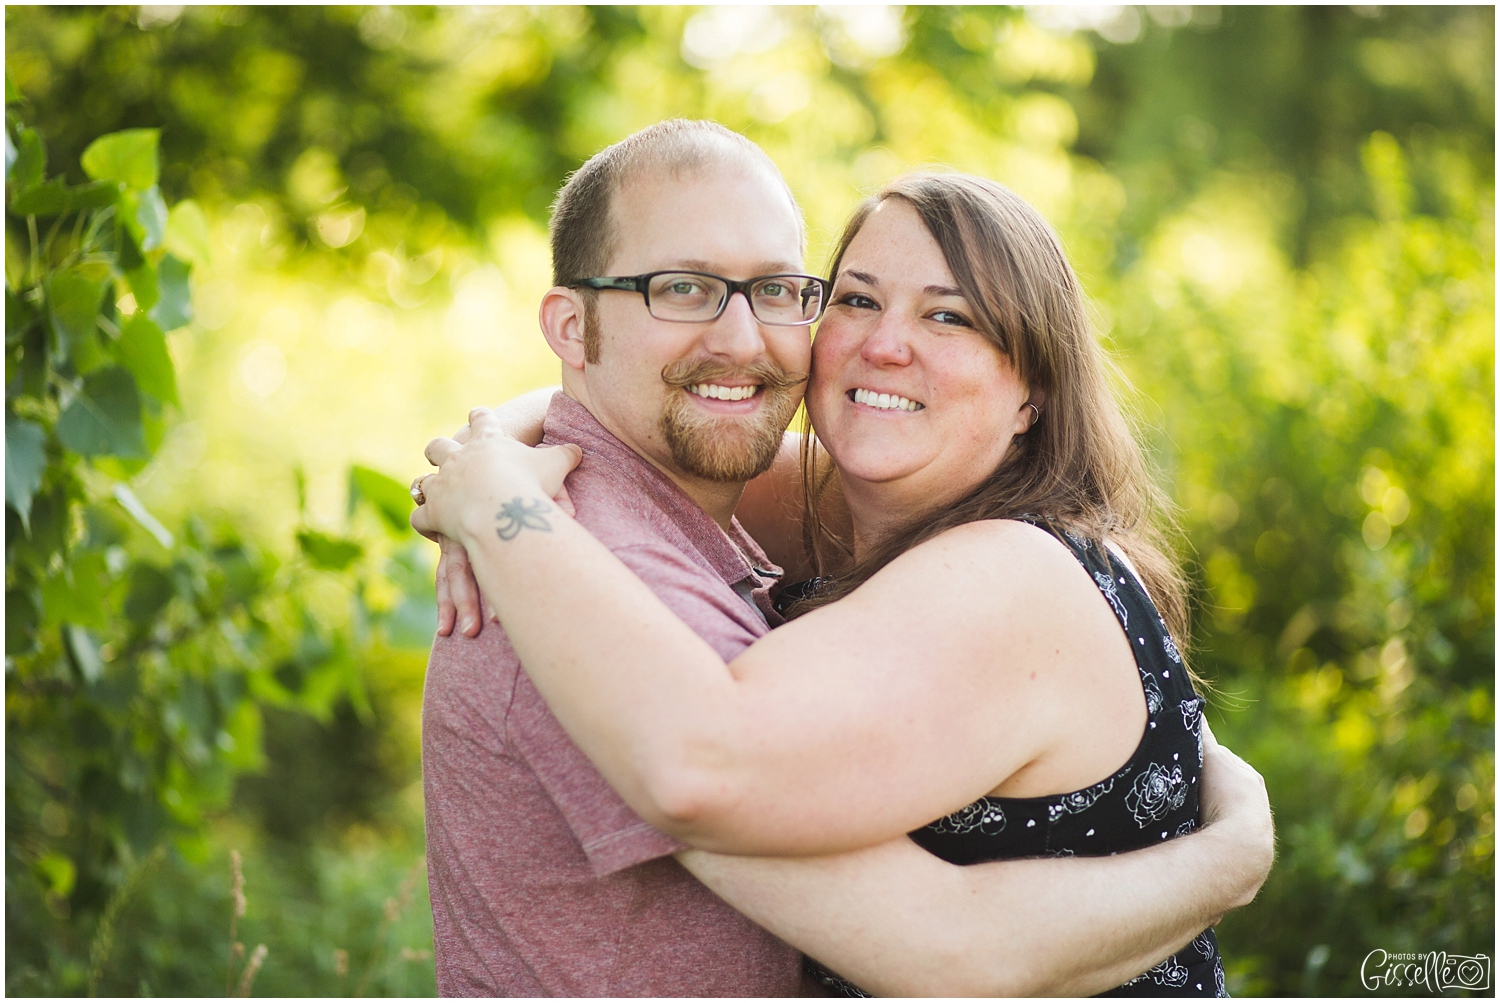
9, 126, 44, 189
134, 184, 168, 250
296, 529, 364, 571
149, 254, 192, 331
45, 266, 109, 359
117, 313, 178, 405
348, 465, 413, 536
5, 418, 46, 530
80, 128, 160, 192
43, 550, 111, 630
56, 367, 147, 457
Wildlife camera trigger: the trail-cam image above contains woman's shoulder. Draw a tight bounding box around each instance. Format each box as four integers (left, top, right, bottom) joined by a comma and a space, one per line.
892, 517, 1085, 574
865, 517, 1100, 618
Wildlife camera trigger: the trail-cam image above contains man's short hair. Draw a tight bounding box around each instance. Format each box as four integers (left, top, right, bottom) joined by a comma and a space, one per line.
549, 120, 803, 362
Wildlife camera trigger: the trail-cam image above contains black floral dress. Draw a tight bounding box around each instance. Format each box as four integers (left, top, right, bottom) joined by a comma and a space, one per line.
778, 521, 1228, 998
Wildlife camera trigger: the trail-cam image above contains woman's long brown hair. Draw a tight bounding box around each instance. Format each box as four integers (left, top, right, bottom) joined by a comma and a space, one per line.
794, 172, 1195, 676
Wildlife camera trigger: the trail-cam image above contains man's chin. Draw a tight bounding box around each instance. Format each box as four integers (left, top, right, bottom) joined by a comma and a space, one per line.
661, 403, 788, 484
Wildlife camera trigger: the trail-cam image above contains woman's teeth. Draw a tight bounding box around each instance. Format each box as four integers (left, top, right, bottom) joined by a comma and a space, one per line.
690, 384, 759, 401
852, 388, 924, 411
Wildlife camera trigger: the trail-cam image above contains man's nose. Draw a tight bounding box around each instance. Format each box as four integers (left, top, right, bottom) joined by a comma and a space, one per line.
860, 313, 913, 367
702, 290, 768, 365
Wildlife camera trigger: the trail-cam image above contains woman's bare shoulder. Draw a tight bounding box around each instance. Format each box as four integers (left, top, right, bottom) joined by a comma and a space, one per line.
827, 518, 1097, 649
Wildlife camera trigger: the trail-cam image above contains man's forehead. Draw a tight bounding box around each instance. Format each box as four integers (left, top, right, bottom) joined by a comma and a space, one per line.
608, 161, 804, 272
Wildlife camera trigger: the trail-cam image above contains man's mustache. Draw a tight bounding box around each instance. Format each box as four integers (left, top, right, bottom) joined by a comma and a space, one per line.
660, 358, 808, 393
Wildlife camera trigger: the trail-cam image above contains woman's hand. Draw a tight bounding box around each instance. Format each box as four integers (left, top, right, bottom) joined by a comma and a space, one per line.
412, 408, 582, 559
430, 405, 575, 637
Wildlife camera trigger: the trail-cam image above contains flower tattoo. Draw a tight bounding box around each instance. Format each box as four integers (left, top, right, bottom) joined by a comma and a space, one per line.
495, 496, 553, 540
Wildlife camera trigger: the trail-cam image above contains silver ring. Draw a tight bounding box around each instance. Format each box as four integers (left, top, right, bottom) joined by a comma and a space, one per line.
1024, 403, 1042, 428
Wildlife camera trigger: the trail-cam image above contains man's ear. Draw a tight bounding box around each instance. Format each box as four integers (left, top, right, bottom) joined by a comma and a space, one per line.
539, 287, 588, 372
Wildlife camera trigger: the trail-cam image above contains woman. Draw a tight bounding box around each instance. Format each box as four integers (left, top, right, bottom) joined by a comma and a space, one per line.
414, 173, 1225, 996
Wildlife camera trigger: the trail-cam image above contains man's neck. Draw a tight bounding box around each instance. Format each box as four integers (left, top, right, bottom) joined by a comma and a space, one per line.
563, 386, 747, 532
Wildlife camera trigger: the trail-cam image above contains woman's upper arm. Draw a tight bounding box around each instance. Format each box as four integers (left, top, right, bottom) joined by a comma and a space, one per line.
674, 522, 1085, 854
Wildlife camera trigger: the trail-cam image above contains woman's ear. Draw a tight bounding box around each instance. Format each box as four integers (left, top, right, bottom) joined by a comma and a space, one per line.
1012, 386, 1047, 436
539, 287, 588, 372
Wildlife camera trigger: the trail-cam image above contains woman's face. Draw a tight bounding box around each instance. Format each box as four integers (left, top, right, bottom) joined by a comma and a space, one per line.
807, 199, 1035, 507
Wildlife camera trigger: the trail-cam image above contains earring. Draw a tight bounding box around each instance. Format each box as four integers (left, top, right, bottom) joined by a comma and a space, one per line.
1023, 403, 1042, 429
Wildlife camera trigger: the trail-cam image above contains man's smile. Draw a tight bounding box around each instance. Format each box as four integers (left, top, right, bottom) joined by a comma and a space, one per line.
688, 383, 761, 402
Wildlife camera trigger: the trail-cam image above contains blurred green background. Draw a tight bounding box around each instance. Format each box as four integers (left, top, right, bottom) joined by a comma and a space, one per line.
5, 5, 1492, 996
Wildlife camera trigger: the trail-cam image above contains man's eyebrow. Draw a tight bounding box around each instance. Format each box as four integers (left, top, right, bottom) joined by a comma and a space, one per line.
674, 259, 804, 275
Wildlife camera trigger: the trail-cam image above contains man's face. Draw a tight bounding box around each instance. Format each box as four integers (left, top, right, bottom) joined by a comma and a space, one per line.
580, 161, 811, 486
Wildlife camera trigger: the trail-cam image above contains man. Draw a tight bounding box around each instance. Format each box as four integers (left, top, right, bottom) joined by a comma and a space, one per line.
421, 119, 1273, 996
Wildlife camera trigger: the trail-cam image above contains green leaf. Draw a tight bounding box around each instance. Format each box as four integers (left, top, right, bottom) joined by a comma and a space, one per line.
9, 127, 44, 189
56, 367, 146, 457
80, 128, 160, 192
6, 418, 46, 529
149, 254, 192, 331
9, 176, 120, 215
113, 482, 174, 548
64, 623, 104, 684
45, 267, 108, 357
5, 72, 21, 105
6, 588, 39, 655
127, 259, 159, 312
296, 529, 364, 571
116, 313, 177, 405
34, 852, 76, 898
164, 198, 210, 265
134, 184, 168, 250
41, 550, 110, 630
69, 179, 120, 209
10, 177, 69, 216
123, 563, 174, 626
349, 464, 414, 535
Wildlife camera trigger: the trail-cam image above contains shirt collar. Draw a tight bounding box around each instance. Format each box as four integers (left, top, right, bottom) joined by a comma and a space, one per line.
541, 392, 785, 594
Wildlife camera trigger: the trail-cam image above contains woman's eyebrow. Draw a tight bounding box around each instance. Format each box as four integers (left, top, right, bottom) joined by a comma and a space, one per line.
925, 284, 965, 297
840, 269, 879, 285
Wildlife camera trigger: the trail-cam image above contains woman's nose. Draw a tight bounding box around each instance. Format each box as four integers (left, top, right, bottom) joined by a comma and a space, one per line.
859, 315, 913, 366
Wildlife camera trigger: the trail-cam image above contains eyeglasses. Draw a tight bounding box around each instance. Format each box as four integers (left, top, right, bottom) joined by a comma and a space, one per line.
570, 271, 830, 327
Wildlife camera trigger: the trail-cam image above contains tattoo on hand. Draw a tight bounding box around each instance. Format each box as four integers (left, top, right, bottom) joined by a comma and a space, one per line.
495, 496, 553, 540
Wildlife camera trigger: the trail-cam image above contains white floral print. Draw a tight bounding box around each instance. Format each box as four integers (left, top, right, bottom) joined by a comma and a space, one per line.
1180, 696, 1204, 734
1151, 956, 1191, 988
1046, 775, 1117, 822
1141, 668, 1164, 715
927, 797, 1006, 836
1163, 632, 1183, 663
1093, 571, 1129, 627
1123, 956, 1190, 989
1126, 763, 1188, 826
1065, 528, 1093, 550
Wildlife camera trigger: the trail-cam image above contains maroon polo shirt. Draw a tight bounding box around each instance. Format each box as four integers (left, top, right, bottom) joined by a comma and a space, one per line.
422, 392, 801, 996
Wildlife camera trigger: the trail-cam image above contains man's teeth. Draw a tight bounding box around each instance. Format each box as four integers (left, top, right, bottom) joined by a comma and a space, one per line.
852, 388, 924, 411
689, 384, 760, 401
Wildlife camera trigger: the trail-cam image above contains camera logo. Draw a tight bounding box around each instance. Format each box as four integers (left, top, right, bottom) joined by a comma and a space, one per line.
1361, 949, 1491, 992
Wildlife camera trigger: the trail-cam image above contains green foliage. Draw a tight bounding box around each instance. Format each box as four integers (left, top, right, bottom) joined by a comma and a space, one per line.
6, 107, 431, 995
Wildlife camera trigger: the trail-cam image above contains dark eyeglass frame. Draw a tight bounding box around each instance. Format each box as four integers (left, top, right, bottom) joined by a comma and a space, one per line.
569, 270, 831, 327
